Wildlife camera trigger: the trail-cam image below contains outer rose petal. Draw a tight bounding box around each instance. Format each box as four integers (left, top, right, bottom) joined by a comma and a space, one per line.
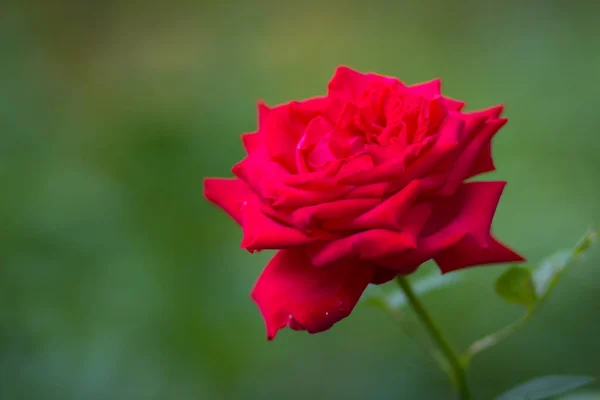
262, 103, 299, 173
439, 118, 508, 196
251, 248, 375, 339
204, 178, 247, 225
374, 181, 522, 273
434, 235, 525, 273
407, 79, 441, 98
241, 133, 261, 155
422, 181, 509, 250
232, 146, 289, 202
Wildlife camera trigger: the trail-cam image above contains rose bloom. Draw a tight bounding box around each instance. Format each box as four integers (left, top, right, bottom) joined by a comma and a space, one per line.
204, 67, 524, 339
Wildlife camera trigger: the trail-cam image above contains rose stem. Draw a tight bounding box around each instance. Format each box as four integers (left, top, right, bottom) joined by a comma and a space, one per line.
395, 275, 471, 400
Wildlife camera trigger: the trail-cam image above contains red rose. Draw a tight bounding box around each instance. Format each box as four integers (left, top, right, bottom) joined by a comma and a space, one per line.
204, 66, 524, 339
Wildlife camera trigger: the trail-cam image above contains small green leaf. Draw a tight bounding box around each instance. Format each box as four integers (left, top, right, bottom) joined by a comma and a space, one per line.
497, 375, 595, 400
557, 389, 600, 399
574, 228, 597, 258
533, 229, 597, 299
533, 250, 572, 298
495, 266, 537, 307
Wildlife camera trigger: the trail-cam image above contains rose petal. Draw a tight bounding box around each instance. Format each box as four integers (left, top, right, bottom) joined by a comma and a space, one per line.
439, 118, 507, 196
311, 228, 419, 267
442, 97, 466, 111
371, 267, 398, 284
289, 97, 328, 125
241, 194, 318, 251
376, 181, 518, 272
434, 235, 525, 273
232, 147, 290, 202
347, 184, 385, 200
465, 104, 504, 119
421, 181, 508, 251
262, 103, 300, 173
291, 198, 379, 231
344, 180, 422, 231
340, 113, 464, 186
251, 248, 375, 339
204, 178, 248, 225
327, 66, 378, 101
408, 78, 441, 98
296, 116, 335, 173
241, 133, 261, 155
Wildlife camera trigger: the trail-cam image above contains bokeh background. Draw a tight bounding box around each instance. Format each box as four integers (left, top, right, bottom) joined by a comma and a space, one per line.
2, 1, 600, 399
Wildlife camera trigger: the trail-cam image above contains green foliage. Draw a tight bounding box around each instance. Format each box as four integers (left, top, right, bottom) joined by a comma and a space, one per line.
466, 229, 597, 361
499, 229, 597, 311
495, 266, 537, 308
534, 229, 597, 299
496, 376, 595, 400
558, 390, 600, 399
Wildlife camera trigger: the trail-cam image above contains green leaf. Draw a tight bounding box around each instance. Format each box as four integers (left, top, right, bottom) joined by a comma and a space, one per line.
497, 375, 595, 400
574, 228, 597, 258
533, 250, 572, 298
557, 389, 600, 399
495, 266, 537, 307
557, 390, 600, 400
533, 229, 597, 299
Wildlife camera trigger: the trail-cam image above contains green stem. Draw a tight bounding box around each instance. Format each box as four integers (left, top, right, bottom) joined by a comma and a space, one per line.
395, 276, 471, 400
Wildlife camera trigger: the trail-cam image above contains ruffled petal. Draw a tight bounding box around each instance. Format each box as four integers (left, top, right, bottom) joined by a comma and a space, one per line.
327, 66, 378, 101
272, 184, 353, 209
241, 194, 318, 251
344, 180, 422, 231
291, 198, 379, 232
340, 113, 464, 186
204, 178, 248, 225
311, 229, 418, 267
232, 147, 289, 202
251, 248, 375, 339
421, 181, 508, 250
439, 118, 507, 196
261, 103, 299, 173
375, 181, 521, 272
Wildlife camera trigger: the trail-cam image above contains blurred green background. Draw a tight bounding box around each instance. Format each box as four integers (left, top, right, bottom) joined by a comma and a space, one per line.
2, 1, 599, 399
